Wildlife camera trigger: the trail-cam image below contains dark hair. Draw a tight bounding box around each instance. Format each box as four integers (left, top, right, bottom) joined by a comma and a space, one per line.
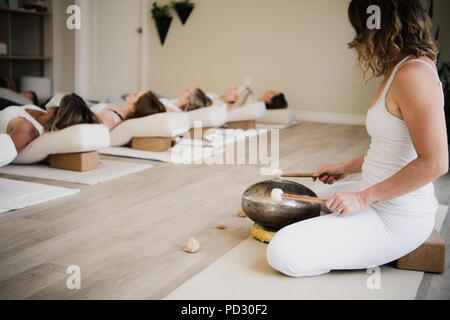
348, 0, 438, 78
131, 91, 166, 118
45, 93, 101, 132
181, 88, 213, 112
266, 93, 288, 110
0, 75, 16, 91
28, 91, 39, 106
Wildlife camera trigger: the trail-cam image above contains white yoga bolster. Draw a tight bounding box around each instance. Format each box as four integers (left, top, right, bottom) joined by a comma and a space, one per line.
227, 102, 267, 123
186, 104, 228, 128
110, 112, 190, 147
0, 134, 17, 167
13, 124, 111, 164
257, 109, 295, 125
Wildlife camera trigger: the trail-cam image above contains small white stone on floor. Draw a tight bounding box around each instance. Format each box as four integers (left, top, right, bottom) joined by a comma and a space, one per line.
183, 237, 200, 253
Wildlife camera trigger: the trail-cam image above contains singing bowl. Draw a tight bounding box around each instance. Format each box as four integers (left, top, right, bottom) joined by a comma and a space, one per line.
241, 180, 321, 230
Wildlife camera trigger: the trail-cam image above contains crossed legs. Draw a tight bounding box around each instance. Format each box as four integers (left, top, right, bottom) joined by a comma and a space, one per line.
266, 181, 435, 277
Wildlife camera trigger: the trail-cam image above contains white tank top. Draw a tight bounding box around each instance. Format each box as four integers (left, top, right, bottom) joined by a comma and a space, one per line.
0, 105, 45, 135
361, 56, 443, 209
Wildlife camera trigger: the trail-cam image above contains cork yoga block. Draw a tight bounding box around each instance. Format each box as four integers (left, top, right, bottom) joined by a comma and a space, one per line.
395, 229, 446, 274
131, 137, 176, 152
187, 127, 217, 140
50, 151, 99, 172
227, 120, 256, 130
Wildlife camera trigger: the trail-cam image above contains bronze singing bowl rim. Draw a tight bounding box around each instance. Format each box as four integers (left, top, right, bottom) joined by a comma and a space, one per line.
241, 180, 322, 230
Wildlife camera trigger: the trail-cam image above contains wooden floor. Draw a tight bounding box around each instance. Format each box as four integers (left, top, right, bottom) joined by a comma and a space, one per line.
0, 123, 447, 299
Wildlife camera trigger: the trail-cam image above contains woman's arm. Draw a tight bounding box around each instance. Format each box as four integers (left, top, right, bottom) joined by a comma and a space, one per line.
327, 62, 448, 215
95, 104, 133, 131
313, 155, 366, 184
96, 108, 119, 131
361, 62, 448, 205
7, 117, 39, 152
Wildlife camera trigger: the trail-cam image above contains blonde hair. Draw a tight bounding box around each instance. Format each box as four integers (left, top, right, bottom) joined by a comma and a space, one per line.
181, 88, 213, 112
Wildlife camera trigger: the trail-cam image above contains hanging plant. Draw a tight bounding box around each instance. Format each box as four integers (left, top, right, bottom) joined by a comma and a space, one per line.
152, 2, 173, 46
172, 0, 195, 25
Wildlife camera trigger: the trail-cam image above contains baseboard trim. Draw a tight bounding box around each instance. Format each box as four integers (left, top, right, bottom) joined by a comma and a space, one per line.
294, 110, 366, 126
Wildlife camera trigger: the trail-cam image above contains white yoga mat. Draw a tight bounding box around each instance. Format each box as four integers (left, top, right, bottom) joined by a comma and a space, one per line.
100, 145, 223, 164
101, 129, 266, 163
179, 128, 265, 148
164, 206, 448, 300
202, 129, 263, 148
0, 178, 79, 214
0, 160, 152, 186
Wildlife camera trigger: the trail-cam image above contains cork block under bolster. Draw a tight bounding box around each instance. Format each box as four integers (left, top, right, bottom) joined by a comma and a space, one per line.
132, 137, 176, 152
187, 127, 217, 140
50, 151, 99, 172
227, 120, 256, 130
395, 229, 446, 274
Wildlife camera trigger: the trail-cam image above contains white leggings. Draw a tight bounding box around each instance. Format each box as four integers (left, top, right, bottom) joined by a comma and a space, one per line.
266, 181, 437, 277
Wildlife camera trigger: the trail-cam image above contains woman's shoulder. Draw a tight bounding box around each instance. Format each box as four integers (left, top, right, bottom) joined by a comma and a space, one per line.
396, 56, 438, 80
390, 56, 442, 109
24, 105, 46, 116
393, 57, 439, 91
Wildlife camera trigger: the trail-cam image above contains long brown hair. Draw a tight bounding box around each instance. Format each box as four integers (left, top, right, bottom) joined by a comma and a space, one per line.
131, 91, 166, 118
348, 0, 438, 79
181, 88, 213, 112
45, 93, 100, 132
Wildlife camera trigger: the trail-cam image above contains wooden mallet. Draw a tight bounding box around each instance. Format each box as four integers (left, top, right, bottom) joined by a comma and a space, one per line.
271, 188, 328, 205
272, 169, 339, 180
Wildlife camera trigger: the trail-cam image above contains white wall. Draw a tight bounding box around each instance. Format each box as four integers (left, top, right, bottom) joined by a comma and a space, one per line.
52, 0, 75, 95
146, 0, 381, 121
74, 0, 144, 101
53, 0, 448, 121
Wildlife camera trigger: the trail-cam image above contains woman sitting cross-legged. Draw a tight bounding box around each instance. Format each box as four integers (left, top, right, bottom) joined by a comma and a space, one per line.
0, 93, 100, 153
266, 0, 448, 278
